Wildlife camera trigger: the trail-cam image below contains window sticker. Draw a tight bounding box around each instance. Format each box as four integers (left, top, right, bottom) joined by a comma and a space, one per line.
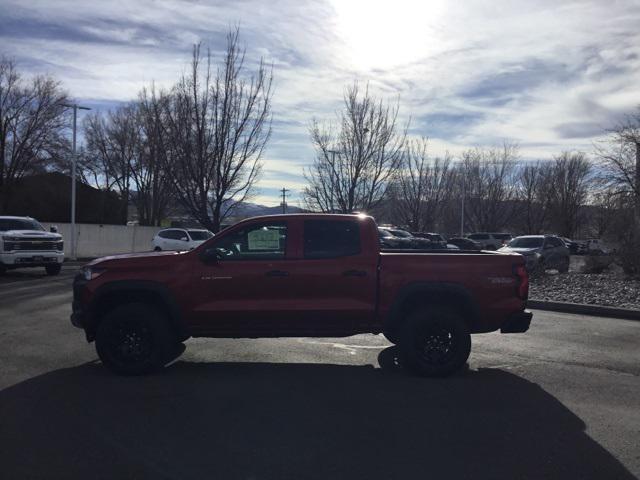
248, 228, 281, 250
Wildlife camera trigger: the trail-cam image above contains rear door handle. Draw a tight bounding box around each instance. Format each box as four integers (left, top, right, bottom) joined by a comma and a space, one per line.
265, 270, 289, 277
342, 269, 367, 277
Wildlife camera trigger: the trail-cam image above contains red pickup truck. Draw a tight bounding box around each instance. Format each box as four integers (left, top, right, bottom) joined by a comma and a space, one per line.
71, 214, 531, 377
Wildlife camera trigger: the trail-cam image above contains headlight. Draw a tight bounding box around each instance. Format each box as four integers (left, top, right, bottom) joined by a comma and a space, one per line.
82, 266, 106, 281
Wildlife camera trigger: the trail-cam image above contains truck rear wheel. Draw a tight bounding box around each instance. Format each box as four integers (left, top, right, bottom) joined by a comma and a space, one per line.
399, 307, 471, 377
45, 264, 62, 275
95, 303, 177, 376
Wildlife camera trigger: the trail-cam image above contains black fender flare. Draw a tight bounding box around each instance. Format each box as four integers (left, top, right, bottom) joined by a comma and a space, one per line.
383, 282, 480, 335
88, 280, 189, 340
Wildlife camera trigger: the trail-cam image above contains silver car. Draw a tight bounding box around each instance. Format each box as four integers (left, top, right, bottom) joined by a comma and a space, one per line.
499, 235, 570, 273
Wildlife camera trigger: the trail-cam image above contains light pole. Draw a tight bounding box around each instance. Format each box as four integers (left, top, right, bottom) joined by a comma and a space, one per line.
62, 103, 91, 260
460, 175, 465, 237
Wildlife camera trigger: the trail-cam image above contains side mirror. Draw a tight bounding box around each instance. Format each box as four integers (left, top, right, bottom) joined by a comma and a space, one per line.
180, 236, 189, 242
544, 243, 552, 249
50, 226, 58, 233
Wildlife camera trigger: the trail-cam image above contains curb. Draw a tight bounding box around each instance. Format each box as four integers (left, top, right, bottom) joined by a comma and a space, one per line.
527, 299, 640, 321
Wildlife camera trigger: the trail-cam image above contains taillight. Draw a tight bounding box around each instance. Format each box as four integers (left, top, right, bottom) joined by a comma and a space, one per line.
514, 263, 529, 300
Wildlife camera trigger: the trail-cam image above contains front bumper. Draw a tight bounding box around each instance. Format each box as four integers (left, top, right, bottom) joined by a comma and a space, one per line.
0, 251, 64, 267
71, 273, 89, 331
500, 310, 533, 333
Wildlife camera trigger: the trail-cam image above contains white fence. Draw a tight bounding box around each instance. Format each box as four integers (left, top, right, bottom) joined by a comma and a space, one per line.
41, 223, 162, 258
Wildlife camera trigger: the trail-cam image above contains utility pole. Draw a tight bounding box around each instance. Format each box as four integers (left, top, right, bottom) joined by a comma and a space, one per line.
62, 103, 91, 260
280, 187, 289, 214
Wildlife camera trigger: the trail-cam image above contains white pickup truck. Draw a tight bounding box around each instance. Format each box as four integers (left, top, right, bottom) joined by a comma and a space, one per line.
0, 216, 65, 275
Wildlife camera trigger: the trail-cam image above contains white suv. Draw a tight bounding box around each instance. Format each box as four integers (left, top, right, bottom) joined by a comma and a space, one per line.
152, 228, 214, 251
0, 216, 64, 275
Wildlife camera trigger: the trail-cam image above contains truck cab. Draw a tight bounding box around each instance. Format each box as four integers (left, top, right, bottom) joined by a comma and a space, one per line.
0, 216, 64, 275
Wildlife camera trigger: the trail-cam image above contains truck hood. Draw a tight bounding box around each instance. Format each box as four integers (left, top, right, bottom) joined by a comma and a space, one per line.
87, 250, 184, 267
1, 230, 62, 240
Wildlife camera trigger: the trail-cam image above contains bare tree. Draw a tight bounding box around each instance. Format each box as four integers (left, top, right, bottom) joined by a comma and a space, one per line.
458, 143, 519, 232
391, 137, 453, 231
595, 107, 640, 217
516, 161, 554, 234
548, 151, 592, 238
83, 105, 141, 223
133, 86, 173, 226
161, 29, 272, 232
303, 82, 407, 213
0, 57, 69, 211
594, 108, 640, 273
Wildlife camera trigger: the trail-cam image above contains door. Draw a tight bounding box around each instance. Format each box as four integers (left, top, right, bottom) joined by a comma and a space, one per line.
286, 218, 378, 333
190, 221, 295, 334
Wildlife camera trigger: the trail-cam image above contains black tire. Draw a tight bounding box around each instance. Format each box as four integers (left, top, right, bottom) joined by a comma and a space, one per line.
45, 264, 62, 276
95, 303, 177, 376
558, 257, 570, 273
154, 246, 161, 251
398, 307, 471, 377
0, 263, 6, 275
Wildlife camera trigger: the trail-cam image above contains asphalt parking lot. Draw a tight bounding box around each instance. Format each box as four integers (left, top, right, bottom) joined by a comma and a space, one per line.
1, 267, 639, 479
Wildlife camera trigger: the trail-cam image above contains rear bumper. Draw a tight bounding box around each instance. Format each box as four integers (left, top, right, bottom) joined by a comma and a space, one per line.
500, 310, 532, 333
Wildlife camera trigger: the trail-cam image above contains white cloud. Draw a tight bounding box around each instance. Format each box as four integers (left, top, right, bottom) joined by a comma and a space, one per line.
2, 0, 639, 205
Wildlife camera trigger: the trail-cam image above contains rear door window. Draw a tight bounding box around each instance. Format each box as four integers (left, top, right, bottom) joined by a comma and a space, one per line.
304, 220, 361, 259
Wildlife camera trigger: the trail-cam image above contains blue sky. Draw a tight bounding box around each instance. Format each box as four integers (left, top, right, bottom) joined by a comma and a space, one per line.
2, 0, 639, 206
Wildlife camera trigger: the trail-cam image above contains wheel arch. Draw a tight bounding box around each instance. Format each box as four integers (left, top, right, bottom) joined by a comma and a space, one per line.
384, 282, 480, 337
87, 281, 189, 342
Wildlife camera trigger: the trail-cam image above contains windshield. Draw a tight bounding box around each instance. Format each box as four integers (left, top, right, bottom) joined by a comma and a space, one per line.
0, 218, 45, 232
379, 229, 394, 238
389, 229, 412, 238
508, 237, 544, 248
188, 230, 213, 241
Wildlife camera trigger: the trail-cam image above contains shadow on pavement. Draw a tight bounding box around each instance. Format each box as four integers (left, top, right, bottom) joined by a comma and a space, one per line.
0, 347, 636, 480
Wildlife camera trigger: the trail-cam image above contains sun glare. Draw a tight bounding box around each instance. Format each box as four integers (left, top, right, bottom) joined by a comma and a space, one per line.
331, 0, 447, 71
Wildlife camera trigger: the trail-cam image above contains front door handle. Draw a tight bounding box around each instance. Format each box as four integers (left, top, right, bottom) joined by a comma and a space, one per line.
342, 269, 367, 277
265, 270, 289, 277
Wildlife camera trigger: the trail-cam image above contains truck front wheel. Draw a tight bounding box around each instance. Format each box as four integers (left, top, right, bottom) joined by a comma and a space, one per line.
95, 303, 177, 375
399, 307, 471, 377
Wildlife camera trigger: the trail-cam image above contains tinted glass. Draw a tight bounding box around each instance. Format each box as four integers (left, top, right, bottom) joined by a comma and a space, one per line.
188, 230, 213, 241
378, 229, 394, 238
469, 234, 489, 240
0, 218, 44, 232
493, 233, 512, 240
389, 229, 412, 238
546, 237, 563, 247
213, 222, 286, 260
508, 237, 544, 248
163, 230, 186, 240
304, 220, 361, 259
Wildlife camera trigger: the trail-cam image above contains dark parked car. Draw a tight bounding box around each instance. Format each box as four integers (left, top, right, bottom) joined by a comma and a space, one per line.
561, 237, 581, 255
467, 233, 513, 250
379, 227, 432, 249
412, 232, 447, 248
378, 227, 414, 249
499, 235, 570, 273
447, 237, 482, 250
